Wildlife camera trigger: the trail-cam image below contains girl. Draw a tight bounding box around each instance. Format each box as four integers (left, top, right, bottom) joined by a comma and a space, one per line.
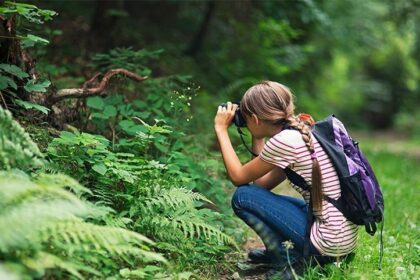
214, 81, 357, 279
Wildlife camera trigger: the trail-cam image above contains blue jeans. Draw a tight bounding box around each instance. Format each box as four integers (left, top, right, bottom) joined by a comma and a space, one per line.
231, 184, 335, 265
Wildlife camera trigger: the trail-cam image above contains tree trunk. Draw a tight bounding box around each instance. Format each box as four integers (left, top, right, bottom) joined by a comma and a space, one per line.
184, 0, 216, 56
89, 0, 124, 52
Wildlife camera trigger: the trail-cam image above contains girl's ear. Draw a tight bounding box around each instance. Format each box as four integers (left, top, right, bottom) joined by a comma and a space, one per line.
251, 114, 260, 126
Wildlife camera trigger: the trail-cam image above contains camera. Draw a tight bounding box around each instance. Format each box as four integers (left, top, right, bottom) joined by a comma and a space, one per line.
220, 102, 247, 127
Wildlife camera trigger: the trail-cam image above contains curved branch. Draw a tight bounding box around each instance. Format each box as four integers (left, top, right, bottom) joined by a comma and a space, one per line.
47, 68, 148, 105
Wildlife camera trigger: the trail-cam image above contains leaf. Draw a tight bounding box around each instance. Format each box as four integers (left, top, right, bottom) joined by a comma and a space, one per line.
154, 142, 168, 153
119, 120, 147, 136
5, 1, 37, 9
24, 79, 51, 93
103, 105, 117, 118
15, 100, 50, 114
87, 97, 105, 110
0, 64, 29, 79
25, 34, 49, 44
92, 163, 107, 175
0, 76, 17, 90
91, 112, 108, 119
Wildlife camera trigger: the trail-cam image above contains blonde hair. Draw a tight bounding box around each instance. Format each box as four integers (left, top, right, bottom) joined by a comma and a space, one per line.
241, 81, 323, 211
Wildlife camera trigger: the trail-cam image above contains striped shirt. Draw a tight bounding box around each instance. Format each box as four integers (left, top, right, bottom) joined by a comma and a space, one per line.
259, 129, 358, 256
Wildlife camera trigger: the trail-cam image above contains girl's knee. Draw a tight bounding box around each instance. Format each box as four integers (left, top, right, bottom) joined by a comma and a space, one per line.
231, 184, 261, 210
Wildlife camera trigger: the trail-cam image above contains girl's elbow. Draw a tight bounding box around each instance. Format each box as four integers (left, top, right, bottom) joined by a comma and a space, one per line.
229, 174, 248, 186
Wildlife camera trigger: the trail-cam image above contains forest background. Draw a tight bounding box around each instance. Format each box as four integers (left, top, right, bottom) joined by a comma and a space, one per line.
0, 0, 418, 279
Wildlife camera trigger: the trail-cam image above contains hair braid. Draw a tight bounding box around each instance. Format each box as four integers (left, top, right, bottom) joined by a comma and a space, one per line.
287, 116, 323, 212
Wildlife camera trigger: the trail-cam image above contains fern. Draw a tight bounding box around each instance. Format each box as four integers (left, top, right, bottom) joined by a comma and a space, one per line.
0, 107, 44, 170
91, 47, 163, 75
147, 214, 237, 249
131, 182, 238, 251
141, 187, 213, 213
0, 171, 167, 279
20, 252, 101, 280
44, 221, 167, 263
46, 129, 237, 270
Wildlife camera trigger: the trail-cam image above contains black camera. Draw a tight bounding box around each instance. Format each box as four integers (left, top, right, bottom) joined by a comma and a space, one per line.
220, 102, 247, 127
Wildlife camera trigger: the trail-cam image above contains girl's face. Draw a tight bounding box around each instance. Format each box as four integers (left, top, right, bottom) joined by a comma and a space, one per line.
245, 114, 265, 139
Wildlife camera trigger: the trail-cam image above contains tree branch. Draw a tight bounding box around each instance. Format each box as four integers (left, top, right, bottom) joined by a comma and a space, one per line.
46, 68, 147, 105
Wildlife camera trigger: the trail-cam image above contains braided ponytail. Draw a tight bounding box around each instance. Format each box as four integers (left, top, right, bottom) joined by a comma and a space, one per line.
287, 117, 323, 212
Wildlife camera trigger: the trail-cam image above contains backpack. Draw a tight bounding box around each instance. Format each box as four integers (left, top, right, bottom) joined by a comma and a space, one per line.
283, 114, 385, 267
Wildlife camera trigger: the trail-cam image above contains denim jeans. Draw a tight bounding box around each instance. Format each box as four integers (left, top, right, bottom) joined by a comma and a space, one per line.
231, 184, 335, 265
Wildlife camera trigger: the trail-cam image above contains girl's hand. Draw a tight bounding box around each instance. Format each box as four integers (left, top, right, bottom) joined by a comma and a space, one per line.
214, 101, 238, 133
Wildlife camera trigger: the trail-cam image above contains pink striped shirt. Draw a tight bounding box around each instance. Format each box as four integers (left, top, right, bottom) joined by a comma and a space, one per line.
259, 129, 358, 256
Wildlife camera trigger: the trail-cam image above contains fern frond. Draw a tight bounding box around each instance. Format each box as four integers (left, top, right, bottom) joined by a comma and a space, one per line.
0, 200, 90, 252
141, 187, 213, 214
0, 265, 20, 280
21, 251, 101, 280
34, 173, 92, 195
44, 221, 167, 264
145, 214, 238, 249
170, 216, 238, 248
0, 172, 90, 210
0, 107, 44, 170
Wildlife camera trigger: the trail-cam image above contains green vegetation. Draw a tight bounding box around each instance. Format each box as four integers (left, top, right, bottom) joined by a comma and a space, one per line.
0, 0, 418, 279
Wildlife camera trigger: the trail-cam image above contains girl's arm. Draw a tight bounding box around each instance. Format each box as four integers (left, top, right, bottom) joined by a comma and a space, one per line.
214, 103, 276, 187
215, 129, 275, 186
252, 137, 287, 189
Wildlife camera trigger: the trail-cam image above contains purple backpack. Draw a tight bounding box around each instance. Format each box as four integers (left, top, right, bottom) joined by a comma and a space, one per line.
284, 115, 384, 266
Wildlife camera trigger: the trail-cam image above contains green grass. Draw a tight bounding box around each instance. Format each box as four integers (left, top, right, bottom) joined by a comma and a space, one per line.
303, 147, 420, 279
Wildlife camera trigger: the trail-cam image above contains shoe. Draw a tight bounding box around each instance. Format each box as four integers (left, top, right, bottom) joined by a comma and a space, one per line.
265, 259, 306, 280
247, 248, 273, 264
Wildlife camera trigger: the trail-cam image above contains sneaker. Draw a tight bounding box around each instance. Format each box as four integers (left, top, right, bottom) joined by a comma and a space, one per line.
247, 248, 273, 264
265, 259, 306, 280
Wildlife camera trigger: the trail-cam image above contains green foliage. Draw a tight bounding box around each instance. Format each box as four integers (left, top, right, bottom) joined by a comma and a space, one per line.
0, 1, 56, 24
92, 47, 164, 76
15, 100, 50, 115
0, 64, 29, 80
0, 106, 177, 279
0, 2, 55, 115
0, 107, 44, 171
46, 129, 238, 259
23, 79, 51, 93
0, 171, 167, 279
0, 1, 55, 49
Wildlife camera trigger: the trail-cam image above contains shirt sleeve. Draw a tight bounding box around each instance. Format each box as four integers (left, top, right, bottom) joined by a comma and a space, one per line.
259, 134, 297, 169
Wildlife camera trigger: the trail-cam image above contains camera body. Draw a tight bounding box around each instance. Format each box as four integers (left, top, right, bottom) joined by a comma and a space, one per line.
220, 102, 247, 127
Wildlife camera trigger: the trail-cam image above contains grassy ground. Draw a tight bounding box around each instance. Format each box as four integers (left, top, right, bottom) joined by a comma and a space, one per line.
221, 134, 419, 279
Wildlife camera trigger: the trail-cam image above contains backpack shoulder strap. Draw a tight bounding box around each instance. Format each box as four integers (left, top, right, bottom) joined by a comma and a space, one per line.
284, 167, 310, 191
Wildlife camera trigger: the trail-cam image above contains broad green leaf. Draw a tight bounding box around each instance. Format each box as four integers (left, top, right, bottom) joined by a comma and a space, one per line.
24, 79, 51, 93
91, 112, 108, 119
133, 111, 150, 118
0, 8, 16, 14
103, 105, 117, 118
87, 97, 105, 110
21, 34, 49, 48
118, 120, 147, 136
154, 142, 168, 153
0, 76, 17, 90
5, 1, 37, 9
92, 163, 107, 175
133, 100, 147, 109
0, 64, 29, 79
15, 100, 50, 114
